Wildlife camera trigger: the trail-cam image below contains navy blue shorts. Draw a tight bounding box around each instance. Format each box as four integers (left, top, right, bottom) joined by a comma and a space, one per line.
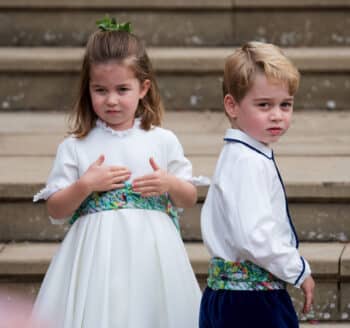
199, 287, 299, 328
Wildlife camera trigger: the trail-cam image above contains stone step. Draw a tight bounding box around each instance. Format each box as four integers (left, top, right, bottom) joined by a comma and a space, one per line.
1, 186, 349, 242
1, 111, 349, 157
0, 241, 349, 322
1, 0, 349, 47
1, 47, 350, 111
0, 111, 349, 242
0, 111, 350, 241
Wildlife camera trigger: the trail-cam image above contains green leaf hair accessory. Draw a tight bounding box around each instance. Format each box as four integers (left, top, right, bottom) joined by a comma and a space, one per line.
96, 15, 132, 33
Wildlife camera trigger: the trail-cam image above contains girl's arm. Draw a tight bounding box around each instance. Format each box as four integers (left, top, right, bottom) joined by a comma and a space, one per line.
132, 157, 197, 208
47, 179, 90, 219
165, 173, 197, 208
48, 155, 131, 219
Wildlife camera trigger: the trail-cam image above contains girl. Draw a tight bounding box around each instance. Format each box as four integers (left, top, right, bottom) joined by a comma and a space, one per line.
32, 18, 201, 328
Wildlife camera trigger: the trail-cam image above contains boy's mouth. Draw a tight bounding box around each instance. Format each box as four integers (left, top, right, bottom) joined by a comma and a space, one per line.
267, 127, 283, 136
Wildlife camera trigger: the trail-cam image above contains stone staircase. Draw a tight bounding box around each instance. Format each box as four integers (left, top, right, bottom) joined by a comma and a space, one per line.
1, 0, 350, 326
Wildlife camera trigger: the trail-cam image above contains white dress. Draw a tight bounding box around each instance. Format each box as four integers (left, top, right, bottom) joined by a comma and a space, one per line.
32, 119, 201, 328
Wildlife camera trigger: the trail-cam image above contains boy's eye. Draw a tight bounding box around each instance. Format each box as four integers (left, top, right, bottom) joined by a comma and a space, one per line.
257, 102, 270, 109
281, 102, 292, 110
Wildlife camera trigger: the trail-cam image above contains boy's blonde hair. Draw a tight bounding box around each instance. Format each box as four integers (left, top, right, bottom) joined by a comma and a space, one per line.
69, 30, 164, 138
223, 41, 300, 102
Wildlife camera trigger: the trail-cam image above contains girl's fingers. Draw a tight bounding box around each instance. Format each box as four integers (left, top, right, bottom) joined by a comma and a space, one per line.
133, 174, 156, 183
95, 154, 105, 166
111, 170, 131, 177
142, 192, 158, 198
149, 157, 160, 171
133, 185, 156, 193
110, 166, 130, 173
107, 183, 125, 190
114, 174, 131, 182
133, 178, 158, 188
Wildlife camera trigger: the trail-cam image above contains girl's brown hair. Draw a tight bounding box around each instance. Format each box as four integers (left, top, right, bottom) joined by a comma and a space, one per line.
69, 30, 164, 138
223, 41, 300, 103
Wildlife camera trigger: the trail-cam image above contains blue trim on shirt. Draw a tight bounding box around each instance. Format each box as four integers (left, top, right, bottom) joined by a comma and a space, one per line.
224, 138, 305, 283
271, 152, 300, 249
224, 138, 300, 249
223, 138, 273, 160
294, 257, 306, 286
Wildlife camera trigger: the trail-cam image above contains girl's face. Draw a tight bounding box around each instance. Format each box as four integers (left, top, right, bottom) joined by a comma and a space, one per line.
225, 73, 294, 145
89, 61, 150, 131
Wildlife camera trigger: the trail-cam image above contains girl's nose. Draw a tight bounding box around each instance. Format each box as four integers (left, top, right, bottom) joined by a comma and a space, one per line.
107, 93, 119, 106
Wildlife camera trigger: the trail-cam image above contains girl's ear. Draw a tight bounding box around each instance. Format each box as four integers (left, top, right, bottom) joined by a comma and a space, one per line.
224, 94, 238, 119
139, 79, 151, 99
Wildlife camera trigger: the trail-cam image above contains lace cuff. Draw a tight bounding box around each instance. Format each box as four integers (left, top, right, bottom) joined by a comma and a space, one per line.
33, 185, 61, 202
49, 216, 70, 225
188, 175, 211, 186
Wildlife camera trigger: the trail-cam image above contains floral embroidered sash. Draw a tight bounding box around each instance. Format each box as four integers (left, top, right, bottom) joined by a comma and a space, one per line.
207, 258, 286, 291
70, 182, 179, 231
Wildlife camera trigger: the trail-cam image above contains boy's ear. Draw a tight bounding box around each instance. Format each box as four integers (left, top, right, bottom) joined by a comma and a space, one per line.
224, 94, 238, 119
139, 79, 151, 99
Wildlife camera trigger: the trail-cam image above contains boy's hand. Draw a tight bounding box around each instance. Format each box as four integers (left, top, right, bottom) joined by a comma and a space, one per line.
301, 275, 315, 314
132, 157, 171, 197
80, 155, 131, 193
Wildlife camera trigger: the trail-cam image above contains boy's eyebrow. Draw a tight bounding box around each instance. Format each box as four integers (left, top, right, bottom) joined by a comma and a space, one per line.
253, 97, 294, 101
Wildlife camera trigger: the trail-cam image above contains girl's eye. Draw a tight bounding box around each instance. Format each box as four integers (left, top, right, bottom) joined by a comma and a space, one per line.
93, 88, 106, 94
118, 87, 129, 93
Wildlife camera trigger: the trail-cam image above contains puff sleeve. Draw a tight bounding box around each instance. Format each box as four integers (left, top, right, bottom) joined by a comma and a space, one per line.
33, 138, 79, 224
165, 131, 210, 186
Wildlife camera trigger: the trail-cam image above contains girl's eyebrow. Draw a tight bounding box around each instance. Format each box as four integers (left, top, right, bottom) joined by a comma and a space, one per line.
89, 82, 131, 87
116, 83, 131, 87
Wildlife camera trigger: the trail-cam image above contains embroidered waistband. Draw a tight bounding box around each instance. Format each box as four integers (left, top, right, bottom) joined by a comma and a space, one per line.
207, 258, 286, 291
70, 182, 179, 231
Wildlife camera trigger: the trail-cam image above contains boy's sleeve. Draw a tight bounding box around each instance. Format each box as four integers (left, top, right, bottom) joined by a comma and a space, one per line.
231, 156, 311, 287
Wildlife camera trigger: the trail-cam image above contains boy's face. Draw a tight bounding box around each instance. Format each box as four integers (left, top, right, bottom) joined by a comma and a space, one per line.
225, 73, 294, 145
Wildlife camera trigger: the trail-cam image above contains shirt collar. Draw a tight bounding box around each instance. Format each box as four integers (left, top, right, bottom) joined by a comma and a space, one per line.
224, 129, 273, 160
96, 118, 141, 137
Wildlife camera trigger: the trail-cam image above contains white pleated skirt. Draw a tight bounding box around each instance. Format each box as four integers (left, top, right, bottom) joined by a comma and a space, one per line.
32, 209, 201, 328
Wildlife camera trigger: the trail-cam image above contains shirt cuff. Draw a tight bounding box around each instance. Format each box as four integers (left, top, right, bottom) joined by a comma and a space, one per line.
294, 256, 312, 288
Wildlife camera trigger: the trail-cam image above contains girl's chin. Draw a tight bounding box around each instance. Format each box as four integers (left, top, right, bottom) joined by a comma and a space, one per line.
105, 120, 134, 131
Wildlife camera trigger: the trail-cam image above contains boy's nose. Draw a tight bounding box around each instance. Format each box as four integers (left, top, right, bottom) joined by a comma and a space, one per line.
270, 107, 283, 120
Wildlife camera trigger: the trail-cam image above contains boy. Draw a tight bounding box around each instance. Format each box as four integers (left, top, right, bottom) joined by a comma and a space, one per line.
200, 42, 315, 328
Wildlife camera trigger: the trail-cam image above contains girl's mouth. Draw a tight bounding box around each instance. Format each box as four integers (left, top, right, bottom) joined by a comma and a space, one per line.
106, 110, 120, 114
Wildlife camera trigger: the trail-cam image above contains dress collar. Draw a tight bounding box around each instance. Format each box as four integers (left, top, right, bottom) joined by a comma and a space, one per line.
96, 118, 141, 137
224, 129, 273, 160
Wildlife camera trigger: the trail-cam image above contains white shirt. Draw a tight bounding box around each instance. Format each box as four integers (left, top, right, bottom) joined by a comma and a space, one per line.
201, 129, 311, 287
34, 119, 193, 220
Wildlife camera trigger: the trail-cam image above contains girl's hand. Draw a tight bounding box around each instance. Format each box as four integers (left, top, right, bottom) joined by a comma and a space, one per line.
80, 155, 131, 193
301, 275, 315, 314
132, 157, 170, 197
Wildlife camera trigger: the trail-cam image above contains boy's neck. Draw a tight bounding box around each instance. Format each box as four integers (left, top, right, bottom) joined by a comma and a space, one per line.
229, 126, 272, 148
